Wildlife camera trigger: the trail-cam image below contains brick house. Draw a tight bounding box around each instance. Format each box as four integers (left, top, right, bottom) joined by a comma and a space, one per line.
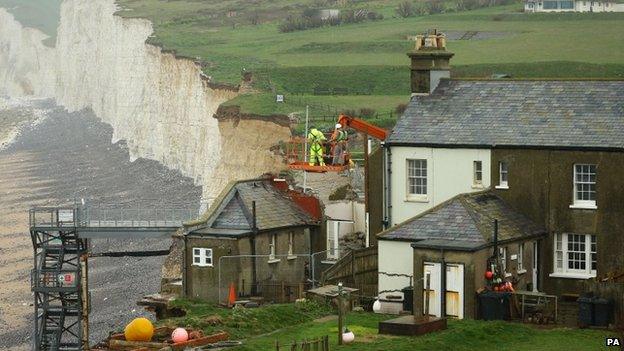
182, 176, 322, 303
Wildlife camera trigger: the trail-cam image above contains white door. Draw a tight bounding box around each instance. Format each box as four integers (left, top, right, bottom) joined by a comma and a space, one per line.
423, 262, 464, 319
445, 264, 464, 319
532, 241, 539, 292
326, 220, 340, 260
423, 262, 442, 317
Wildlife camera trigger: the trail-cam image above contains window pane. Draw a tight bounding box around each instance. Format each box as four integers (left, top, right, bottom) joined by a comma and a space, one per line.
407, 159, 427, 195
574, 164, 596, 204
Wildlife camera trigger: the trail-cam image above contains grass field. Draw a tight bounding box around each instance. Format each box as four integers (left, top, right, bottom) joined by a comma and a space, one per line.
160, 300, 615, 351
113, 0, 624, 121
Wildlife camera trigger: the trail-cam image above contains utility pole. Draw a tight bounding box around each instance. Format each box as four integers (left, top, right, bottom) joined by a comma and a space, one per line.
81, 253, 89, 350
337, 282, 344, 345
303, 105, 309, 193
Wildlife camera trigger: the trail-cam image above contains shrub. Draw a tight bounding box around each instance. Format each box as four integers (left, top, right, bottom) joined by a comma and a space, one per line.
396, 1, 415, 18
395, 103, 408, 115
359, 108, 377, 118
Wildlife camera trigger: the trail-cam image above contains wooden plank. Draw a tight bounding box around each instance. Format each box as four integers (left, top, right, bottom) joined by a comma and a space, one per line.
170, 331, 229, 350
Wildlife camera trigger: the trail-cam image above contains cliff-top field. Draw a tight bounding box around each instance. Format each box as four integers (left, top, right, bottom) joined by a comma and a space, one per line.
112, 0, 624, 123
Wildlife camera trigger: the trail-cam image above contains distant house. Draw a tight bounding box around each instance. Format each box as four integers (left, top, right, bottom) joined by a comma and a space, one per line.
319, 9, 341, 20
182, 176, 322, 303
378, 192, 546, 318
524, 0, 624, 12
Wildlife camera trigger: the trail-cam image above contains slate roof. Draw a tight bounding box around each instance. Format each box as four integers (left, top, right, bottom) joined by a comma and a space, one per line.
189, 179, 318, 237
377, 191, 546, 251
387, 80, 624, 150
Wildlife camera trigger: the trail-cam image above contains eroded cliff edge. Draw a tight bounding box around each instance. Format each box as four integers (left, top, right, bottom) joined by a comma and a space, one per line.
0, 0, 290, 205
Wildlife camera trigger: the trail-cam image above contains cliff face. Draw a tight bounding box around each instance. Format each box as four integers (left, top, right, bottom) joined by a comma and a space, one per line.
0, 9, 55, 97
0, 0, 289, 205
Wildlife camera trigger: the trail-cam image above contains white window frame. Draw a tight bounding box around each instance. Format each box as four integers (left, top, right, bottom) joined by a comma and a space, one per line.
192, 248, 213, 267
550, 233, 597, 279
473, 161, 483, 187
499, 247, 510, 277
570, 164, 597, 209
287, 231, 296, 259
269, 234, 276, 259
406, 159, 427, 201
496, 161, 509, 189
517, 243, 526, 274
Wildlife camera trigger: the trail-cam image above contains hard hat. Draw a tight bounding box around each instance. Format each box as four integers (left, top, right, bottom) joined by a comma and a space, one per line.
335, 123, 342, 129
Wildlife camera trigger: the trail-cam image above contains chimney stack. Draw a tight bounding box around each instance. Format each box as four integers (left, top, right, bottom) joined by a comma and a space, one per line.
407, 29, 454, 95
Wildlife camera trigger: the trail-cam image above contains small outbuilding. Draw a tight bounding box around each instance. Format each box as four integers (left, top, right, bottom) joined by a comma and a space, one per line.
183, 176, 322, 303
377, 191, 546, 319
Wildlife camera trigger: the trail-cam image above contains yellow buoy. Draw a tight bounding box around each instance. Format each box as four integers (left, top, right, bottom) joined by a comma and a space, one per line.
124, 317, 154, 342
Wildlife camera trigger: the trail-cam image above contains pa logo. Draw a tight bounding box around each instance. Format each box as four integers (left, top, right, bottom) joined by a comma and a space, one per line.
606, 337, 621, 347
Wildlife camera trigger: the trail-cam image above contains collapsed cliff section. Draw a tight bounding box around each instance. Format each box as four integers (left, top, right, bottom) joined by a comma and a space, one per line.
52, 0, 290, 204
0, 9, 55, 97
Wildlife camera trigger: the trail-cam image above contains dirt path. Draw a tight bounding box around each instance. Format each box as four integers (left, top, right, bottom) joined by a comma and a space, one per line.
0, 102, 202, 349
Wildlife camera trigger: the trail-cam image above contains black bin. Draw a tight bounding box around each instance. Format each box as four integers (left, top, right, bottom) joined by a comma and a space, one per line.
593, 298, 613, 327
577, 296, 594, 328
478, 291, 511, 320
402, 286, 414, 313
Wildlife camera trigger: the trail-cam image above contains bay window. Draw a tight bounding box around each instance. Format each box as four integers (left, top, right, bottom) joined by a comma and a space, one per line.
551, 233, 597, 278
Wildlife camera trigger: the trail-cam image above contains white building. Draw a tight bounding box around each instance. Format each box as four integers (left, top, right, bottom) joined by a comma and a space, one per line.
376, 38, 494, 313
524, 0, 624, 12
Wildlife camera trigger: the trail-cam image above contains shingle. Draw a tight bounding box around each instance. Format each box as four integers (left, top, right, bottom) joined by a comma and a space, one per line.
387, 80, 624, 149
378, 192, 546, 247
191, 179, 316, 237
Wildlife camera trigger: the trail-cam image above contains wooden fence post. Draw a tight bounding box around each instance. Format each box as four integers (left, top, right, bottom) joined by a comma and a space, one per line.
275, 339, 280, 351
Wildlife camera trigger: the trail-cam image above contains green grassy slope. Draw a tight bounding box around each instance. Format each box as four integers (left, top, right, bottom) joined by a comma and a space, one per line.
111, 1, 624, 123
0, 0, 61, 45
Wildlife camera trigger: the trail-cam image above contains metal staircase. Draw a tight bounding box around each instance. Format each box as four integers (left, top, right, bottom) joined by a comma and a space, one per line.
30, 207, 87, 351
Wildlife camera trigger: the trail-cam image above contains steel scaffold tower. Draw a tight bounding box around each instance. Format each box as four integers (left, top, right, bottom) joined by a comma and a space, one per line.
30, 207, 87, 351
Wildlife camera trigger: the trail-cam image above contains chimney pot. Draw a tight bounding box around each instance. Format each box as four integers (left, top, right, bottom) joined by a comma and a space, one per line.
408, 29, 454, 95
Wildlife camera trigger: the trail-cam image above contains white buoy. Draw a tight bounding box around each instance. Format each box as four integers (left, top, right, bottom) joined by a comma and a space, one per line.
372, 299, 382, 313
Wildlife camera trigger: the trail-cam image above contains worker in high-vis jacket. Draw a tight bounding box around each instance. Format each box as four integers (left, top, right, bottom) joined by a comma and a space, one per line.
330, 123, 348, 165
307, 128, 326, 166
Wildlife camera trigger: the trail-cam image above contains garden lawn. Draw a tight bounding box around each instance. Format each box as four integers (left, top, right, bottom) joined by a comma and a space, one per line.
231, 312, 616, 351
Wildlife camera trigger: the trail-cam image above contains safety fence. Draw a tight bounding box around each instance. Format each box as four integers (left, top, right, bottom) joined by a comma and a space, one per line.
218, 254, 312, 305
275, 336, 330, 351
29, 206, 200, 228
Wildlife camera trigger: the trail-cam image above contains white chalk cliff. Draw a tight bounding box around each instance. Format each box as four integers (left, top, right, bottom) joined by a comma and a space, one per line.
0, 9, 55, 97
0, 0, 289, 205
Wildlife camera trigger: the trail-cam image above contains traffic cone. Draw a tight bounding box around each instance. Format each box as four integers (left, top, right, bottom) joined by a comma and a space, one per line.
227, 282, 236, 307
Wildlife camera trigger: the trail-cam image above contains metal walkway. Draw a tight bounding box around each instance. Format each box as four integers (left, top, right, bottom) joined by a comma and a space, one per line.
29, 206, 199, 351
30, 206, 199, 238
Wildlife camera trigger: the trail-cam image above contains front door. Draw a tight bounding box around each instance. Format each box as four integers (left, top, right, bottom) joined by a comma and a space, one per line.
532, 241, 539, 292
445, 264, 464, 319
423, 262, 441, 317
423, 262, 464, 319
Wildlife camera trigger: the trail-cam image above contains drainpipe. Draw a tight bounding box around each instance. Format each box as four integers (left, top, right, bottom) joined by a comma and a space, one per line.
493, 219, 499, 258
383, 145, 392, 229
183, 233, 188, 297
250, 201, 258, 295
440, 249, 446, 319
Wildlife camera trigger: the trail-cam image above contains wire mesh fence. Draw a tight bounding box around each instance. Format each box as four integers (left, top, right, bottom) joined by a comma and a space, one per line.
218, 254, 313, 305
